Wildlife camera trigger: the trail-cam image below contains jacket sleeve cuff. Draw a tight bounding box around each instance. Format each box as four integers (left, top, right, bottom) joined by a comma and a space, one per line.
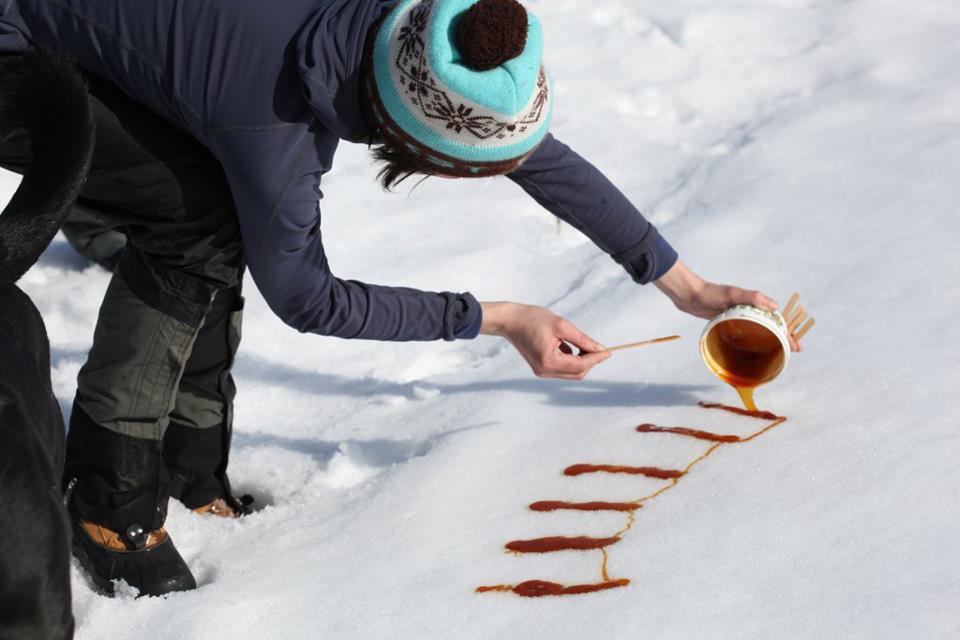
448, 292, 483, 340
611, 229, 679, 284
650, 233, 679, 281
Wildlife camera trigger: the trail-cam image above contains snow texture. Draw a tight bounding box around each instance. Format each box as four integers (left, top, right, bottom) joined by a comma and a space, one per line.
7, 0, 959, 637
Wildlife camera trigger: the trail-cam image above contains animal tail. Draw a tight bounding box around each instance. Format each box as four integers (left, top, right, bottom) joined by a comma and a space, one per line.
0, 48, 94, 283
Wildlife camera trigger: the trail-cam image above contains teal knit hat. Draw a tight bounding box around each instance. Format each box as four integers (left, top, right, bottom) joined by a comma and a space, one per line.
367, 0, 553, 176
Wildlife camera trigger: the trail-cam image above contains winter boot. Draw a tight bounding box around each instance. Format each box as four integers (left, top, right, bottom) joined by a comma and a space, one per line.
193, 497, 242, 518
164, 421, 255, 519
70, 518, 196, 597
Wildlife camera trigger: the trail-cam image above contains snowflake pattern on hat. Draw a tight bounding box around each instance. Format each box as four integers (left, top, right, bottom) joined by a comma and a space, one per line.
393, 0, 549, 142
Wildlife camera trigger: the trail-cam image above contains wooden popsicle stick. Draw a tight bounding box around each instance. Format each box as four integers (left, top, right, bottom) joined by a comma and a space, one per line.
794, 318, 816, 340
782, 292, 800, 322
788, 307, 807, 332
786, 304, 803, 326
604, 335, 681, 353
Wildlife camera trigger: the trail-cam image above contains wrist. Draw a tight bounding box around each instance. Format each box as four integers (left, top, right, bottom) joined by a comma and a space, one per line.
479, 301, 519, 337
654, 259, 704, 309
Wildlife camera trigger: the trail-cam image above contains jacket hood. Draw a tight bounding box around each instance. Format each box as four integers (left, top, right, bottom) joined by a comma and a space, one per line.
296, 0, 394, 142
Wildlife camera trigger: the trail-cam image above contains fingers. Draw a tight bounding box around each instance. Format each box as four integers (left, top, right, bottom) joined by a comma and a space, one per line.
535, 345, 611, 379
531, 317, 611, 379
543, 372, 595, 381
788, 332, 802, 353
555, 318, 606, 353
727, 286, 777, 312
578, 349, 614, 369
510, 308, 611, 380
787, 317, 814, 353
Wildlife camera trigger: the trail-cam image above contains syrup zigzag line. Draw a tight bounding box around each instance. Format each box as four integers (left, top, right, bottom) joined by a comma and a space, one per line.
476, 402, 787, 597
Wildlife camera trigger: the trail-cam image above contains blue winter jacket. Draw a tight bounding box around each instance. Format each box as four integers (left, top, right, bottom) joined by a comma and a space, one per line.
0, 0, 677, 341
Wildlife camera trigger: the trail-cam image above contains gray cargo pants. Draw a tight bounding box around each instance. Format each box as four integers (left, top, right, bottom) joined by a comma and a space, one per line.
60, 204, 127, 270
0, 72, 247, 533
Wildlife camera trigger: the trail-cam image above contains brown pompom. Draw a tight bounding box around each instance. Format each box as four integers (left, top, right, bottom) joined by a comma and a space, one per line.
455, 0, 528, 72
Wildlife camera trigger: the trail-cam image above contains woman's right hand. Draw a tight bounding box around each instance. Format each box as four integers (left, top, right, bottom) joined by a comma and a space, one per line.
479, 302, 611, 380
654, 259, 803, 352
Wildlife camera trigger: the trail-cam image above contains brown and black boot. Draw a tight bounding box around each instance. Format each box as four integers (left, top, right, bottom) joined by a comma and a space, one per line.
70, 519, 196, 597
193, 497, 242, 518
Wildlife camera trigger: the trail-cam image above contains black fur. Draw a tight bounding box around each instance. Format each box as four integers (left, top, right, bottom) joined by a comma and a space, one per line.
0, 49, 94, 640
0, 49, 94, 283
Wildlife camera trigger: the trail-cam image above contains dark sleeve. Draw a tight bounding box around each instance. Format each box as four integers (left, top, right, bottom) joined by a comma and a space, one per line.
209, 126, 481, 341
0, 3, 31, 52
507, 133, 678, 284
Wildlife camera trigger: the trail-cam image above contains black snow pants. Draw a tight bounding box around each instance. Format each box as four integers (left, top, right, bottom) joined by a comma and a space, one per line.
0, 72, 246, 535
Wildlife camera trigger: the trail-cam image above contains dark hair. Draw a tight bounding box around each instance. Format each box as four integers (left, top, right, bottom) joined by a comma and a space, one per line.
369, 139, 437, 192
359, 14, 436, 192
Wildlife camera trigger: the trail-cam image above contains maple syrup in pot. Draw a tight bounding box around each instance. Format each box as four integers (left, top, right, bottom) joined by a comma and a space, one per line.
702, 318, 785, 411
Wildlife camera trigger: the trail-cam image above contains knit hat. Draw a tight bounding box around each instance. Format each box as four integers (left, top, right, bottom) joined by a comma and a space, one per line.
366, 0, 552, 177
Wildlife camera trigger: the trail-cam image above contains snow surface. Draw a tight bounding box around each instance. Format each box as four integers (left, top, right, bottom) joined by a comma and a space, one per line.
8, 0, 960, 637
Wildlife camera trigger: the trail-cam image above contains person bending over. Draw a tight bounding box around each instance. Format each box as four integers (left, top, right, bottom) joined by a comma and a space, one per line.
0, 0, 797, 596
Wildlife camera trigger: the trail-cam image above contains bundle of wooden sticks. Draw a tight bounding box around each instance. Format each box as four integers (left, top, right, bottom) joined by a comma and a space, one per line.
782, 292, 815, 340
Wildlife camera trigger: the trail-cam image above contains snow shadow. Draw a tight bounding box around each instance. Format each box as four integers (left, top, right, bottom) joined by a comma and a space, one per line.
237, 354, 707, 408
38, 238, 95, 272
229, 423, 492, 505
433, 378, 708, 408
231, 422, 491, 467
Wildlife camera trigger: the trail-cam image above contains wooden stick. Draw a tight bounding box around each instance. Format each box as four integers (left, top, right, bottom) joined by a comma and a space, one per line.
782, 292, 800, 321
786, 304, 804, 327
794, 318, 816, 340
604, 335, 681, 353
788, 306, 807, 332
